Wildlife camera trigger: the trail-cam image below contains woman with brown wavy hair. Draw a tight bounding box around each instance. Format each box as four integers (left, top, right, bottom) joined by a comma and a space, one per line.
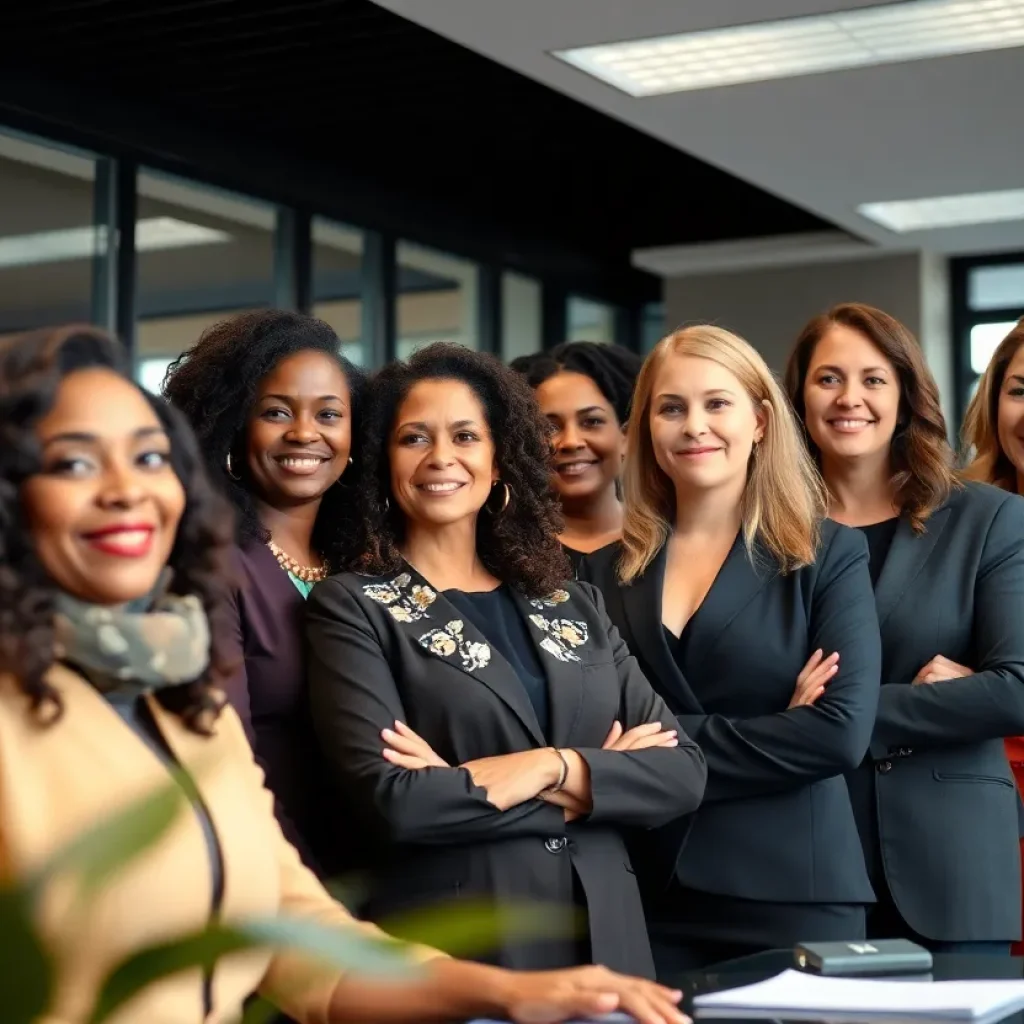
305, 343, 707, 977
0, 325, 695, 1024
786, 302, 1024, 953
961, 317, 1024, 955
583, 325, 881, 974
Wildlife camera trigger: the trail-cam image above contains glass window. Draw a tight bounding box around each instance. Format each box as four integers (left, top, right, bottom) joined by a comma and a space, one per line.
968, 264, 1024, 312
396, 242, 478, 360
641, 302, 666, 352
0, 129, 98, 336
312, 217, 365, 367
135, 171, 275, 391
567, 296, 616, 344
501, 272, 542, 362
970, 321, 1018, 375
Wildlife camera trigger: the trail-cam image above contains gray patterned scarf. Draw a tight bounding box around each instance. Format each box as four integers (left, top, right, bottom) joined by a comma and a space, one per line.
53, 576, 211, 697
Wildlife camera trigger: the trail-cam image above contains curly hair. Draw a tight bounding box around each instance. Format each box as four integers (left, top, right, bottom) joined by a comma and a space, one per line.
785, 303, 958, 533
350, 343, 569, 596
162, 310, 366, 572
512, 341, 642, 425
0, 325, 236, 734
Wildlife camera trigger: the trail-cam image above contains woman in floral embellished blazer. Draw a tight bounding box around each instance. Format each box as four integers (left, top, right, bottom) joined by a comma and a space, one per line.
306, 344, 707, 978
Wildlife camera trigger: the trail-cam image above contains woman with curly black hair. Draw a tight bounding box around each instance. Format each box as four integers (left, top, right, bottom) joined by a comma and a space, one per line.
513, 342, 641, 572
163, 309, 364, 875
306, 343, 706, 975
0, 325, 694, 1024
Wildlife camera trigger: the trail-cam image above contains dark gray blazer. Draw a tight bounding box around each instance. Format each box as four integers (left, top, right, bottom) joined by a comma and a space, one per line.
305, 566, 707, 976
853, 481, 1024, 941
582, 520, 881, 908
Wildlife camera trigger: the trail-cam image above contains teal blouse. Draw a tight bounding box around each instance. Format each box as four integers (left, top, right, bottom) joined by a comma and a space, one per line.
288, 573, 315, 600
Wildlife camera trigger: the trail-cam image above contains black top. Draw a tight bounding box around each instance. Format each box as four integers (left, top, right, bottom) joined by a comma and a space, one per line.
446, 584, 550, 737
562, 544, 586, 579
858, 518, 899, 587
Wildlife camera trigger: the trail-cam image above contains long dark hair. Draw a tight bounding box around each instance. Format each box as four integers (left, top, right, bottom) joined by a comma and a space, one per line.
162, 310, 366, 571
0, 325, 236, 732
785, 303, 958, 532
349, 343, 569, 596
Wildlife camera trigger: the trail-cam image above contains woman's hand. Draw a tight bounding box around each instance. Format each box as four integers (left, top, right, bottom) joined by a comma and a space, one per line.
602, 720, 679, 751
461, 749, 563, 811
500, 964, 689, 1024
788, 649, 839, 708
381, 721, 450, 770
913, 655, 974, 685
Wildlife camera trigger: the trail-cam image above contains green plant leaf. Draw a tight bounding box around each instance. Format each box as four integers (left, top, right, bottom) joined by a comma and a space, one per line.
89, 916, 415, 1024
0, 886, 53, 1024
377, 899, 580, 958
240, 996, 279, 1024
30, 775, 185, 902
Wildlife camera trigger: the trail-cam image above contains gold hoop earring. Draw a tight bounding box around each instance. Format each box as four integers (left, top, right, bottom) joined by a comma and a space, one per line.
487, 481, 511, 515
383, 497, 390, 513
225, 453, 241, 481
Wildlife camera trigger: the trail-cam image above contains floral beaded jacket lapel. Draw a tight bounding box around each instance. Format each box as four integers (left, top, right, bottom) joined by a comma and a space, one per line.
358, 564, 593, 747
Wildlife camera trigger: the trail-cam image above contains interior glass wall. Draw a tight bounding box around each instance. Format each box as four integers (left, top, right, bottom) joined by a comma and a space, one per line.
0, 129, 98, 337
135, 170, 276, 393
312, 217, 365, 367
396, 241, 478, 360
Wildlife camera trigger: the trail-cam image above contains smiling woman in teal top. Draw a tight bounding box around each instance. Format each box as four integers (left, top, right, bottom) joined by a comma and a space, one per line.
164, 309, 365, 877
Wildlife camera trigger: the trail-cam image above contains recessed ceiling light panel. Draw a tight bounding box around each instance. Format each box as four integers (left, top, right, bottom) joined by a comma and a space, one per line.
554, 0, 1024, 95
858, 188, 1024, 232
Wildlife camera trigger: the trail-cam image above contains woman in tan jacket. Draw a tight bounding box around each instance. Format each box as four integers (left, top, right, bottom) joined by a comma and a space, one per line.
0, 324, 688, 1024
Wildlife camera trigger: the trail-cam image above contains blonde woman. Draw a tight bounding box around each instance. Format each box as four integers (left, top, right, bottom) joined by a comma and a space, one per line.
962, 317, 1024, 955
581, 325, 881, 975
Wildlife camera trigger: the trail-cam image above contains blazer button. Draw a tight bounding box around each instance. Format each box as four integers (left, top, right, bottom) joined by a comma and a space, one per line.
544, 837, 567, 854
876, 760, 893, 774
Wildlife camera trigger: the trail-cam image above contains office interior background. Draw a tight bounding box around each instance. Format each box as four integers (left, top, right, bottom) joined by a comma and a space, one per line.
2, 0, 1023, 433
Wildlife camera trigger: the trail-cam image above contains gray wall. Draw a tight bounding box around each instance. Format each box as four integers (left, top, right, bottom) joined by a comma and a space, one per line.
664, 253, 926, 373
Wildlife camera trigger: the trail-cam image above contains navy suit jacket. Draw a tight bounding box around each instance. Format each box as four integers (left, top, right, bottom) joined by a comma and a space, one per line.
582, 520, 881, 907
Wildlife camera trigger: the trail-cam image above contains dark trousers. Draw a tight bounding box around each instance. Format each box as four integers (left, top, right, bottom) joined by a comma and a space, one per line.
649, 883, 866, 980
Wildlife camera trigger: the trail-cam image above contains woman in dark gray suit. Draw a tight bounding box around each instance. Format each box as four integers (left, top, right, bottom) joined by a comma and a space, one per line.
786, 302, 1024, 952
305, 343, 707, 977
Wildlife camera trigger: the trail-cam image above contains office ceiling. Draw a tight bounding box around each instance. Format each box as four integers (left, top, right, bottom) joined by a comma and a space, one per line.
0, 0, 829, 277
369, 0, 1024, 267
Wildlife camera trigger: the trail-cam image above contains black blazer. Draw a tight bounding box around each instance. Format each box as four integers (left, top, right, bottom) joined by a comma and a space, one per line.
854, 482, 1024, 941
582, 520, 881, 906
304, 566, 707, 976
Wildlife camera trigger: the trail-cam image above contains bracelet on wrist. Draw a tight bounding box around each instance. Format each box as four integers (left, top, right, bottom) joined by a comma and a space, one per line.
548, 747, 569, 793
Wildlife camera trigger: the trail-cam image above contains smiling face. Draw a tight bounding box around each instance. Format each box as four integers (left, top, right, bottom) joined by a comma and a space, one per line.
534, 370, 626, 504
245, 350, 352, 508
802, 323, 901, 465
20, 368, 186, 606
389, 378, 498, 530
649, 354, 765, 496
996, 342, 1024, 486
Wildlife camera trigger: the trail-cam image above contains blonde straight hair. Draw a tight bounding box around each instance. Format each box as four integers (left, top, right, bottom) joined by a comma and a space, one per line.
618, 325, 827, 583
962, 318, 1024, 492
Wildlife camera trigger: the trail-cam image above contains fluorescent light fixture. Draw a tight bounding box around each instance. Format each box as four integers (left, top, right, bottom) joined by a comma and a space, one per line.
0, 216, 229, 269
554, 0, 1024, 96
858, 188, 1024, 232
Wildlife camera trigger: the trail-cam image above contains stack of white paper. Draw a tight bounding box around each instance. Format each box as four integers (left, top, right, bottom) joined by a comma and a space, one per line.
694, 969, 1024, 1024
